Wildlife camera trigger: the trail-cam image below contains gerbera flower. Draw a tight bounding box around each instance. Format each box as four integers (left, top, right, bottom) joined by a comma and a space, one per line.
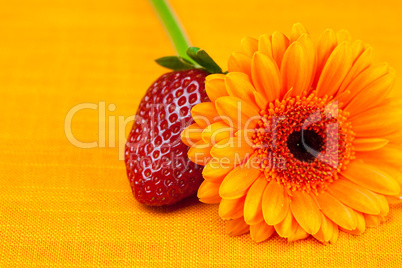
181, 23, 402, 243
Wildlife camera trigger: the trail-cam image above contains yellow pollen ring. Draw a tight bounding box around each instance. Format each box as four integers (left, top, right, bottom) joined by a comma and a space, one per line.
251, 94, 355, 194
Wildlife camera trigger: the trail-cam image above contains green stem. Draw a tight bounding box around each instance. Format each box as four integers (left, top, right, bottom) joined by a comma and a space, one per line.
149, 0, 192, 61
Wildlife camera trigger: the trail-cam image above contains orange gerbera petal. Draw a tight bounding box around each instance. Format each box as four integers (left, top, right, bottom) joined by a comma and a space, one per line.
258, 34, 273, 58
281, 42, 311, 96
345, 68, 396, 116
386, 194, 402, 204
356, 144, 402, 167
225, 72, 257, 105
244, 176, 267, 225
316, 42, 353, 97
350, 103, 402, 140
364, 214, 382, 227
198, 180, 222, 204
181, 123, 203, 147
219, 157, 261, 199
219, 196, 246, 220
329, 224, 339, 244
191, 102, 220, 128
274, 210, 298, 238
288, 223, 310, 242
251, 52, 281, 103
341, 160, 400, 195
312, 214, 334, 243
328, 179, 381, 215
338, 46, 373, 94
228, 52, 252, 77
261, 180, 290, 225
339, 62, 390, 107
370, 192, 389, 216
240, 36, 258, 57
253, 91, 269, 111
353, 138, 389, 152
250, 221, 275, 243
371, 165, 402, 190
225, 217, 250, 236
215, 96, 259, 129
202, 157, 234, 183
187, 140, 212, 166
313, 28, 337, 87
336, 29, 352, 43
316, 191, 358, 230
340, 211, 366, 235
201, 121, 233, 145
351, 40, 365, 59
296, 33, 316, 90
289, 191, 322, 234
210, 136, 253, 165
271, 31, 289, 68
289, 22, 308, 43
205, 74, 228, 102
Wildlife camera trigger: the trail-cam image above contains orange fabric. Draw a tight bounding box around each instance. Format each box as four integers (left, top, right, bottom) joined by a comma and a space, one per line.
0, 0, 401, 267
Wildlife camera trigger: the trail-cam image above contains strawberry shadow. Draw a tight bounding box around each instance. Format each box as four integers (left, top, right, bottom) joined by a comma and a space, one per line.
140, 194, 203, 214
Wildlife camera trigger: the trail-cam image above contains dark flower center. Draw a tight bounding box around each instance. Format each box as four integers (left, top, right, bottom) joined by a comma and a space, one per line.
252, 94, 355, 193
286, 129, 324, 163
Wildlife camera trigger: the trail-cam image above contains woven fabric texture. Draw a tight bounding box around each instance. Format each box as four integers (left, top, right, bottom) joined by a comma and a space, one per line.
0, 0, 401, 267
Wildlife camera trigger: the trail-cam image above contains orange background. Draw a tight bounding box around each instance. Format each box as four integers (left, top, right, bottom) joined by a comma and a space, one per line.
1, 0, 401, 267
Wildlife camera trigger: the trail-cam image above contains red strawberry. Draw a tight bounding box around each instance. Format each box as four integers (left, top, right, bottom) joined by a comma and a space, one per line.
125, 47, 223, 206
125, 69, 209, 206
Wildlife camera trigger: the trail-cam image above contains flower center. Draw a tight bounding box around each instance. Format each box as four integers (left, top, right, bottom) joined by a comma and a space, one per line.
286, 129, 324, 163
251, 94, 355, 194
